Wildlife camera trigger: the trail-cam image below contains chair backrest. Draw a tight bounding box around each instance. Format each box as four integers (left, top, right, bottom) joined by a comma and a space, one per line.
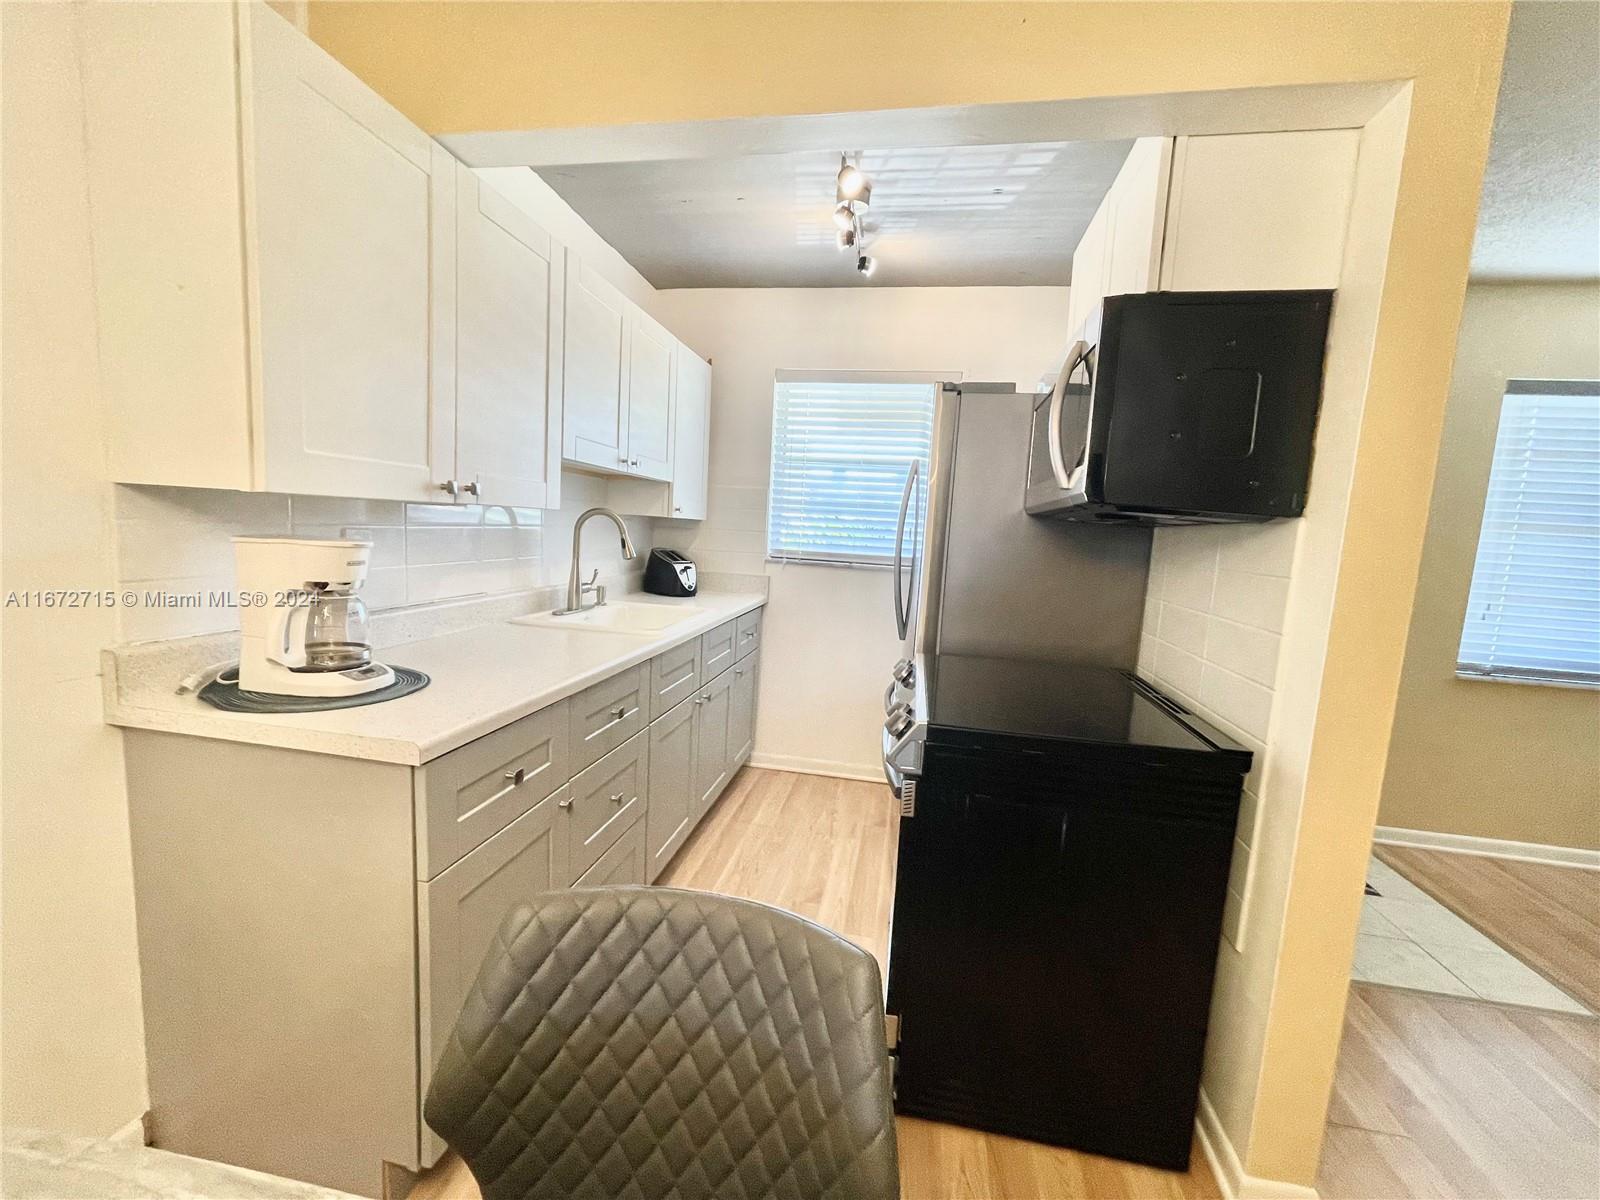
425, 886, 901, 1200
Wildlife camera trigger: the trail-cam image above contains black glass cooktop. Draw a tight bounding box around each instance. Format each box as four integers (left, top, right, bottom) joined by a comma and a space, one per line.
923, 653, 1249, 761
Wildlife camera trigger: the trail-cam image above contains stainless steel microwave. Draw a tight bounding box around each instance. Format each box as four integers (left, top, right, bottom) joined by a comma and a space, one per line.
1025, 290, 1333, 525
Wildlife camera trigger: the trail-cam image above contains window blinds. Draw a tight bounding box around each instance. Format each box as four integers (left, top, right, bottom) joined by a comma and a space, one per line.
767, 374, 939, 566
1457, 380, 1600, 687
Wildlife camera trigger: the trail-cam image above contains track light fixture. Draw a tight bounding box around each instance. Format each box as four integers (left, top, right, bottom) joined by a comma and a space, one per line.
836, 156, 866, 201
829, 154, 878, 279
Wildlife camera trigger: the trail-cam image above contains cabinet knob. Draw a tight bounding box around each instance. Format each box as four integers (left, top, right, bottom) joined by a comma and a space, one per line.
610, 705, 628, 721
557, 795, 573, 809
461, 480, 479, 498
609, 791, 625, 804
504, 767, 527, 786
674, 506, 682, 513
438, 480, 459, 498
618, 455, 629, 464
735, 668, 744, 677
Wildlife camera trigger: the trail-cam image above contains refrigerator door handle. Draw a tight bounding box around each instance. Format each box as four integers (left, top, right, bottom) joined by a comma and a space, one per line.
892, 459, 919, 639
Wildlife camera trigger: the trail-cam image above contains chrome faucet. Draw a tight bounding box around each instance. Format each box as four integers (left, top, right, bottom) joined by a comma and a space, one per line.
556, 508, 637, 615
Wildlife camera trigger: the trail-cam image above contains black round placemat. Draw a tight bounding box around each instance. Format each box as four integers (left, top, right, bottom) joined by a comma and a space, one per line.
197, 666, 430, 713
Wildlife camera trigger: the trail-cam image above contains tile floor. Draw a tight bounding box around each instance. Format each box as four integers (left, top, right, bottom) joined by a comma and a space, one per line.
1353, 855, 1591, 1014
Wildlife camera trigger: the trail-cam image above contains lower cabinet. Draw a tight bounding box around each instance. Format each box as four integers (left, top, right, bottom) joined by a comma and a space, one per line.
563, 731, 647, 882
575, 821, 647, 887
645, 694, 697, 882
693, 665, 736, 819
730, 655, 758, 765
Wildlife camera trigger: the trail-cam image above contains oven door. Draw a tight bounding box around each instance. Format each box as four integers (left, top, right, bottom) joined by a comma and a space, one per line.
1025, 338, 1097, 514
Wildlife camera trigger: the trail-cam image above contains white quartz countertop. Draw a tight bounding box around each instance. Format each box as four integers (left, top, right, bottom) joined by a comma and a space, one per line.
103, 592, 765, 765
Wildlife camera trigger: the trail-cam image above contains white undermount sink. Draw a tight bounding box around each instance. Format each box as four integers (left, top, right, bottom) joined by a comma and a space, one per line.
512, 601, 709, 637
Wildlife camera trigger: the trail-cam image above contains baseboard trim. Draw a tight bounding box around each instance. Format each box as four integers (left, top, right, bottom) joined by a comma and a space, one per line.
107, 1114, 150, 1147
1373, 825, 1600, 870
1195, 1092, 1319, 1200
745, 753, 884, 784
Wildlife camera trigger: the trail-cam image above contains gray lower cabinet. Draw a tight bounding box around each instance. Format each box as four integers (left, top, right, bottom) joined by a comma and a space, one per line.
120, 603, 763, 1198
693, 664, 736, 818
645, 695, 696, 882
575, 820, 646, 887
729, 654, 758, 766
419, 786, 568, 1159
563, 731, 647, 883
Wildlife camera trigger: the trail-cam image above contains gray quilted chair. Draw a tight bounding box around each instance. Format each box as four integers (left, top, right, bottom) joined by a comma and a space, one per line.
424, 886, 900, 1200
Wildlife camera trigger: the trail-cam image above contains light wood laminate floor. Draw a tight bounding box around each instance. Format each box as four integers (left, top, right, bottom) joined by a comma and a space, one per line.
411, 766, 1221, 1199
1373, 845, 1600, 1013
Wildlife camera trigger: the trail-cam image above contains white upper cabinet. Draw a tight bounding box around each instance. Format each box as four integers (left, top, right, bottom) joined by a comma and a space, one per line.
561, 253, 684, 484
1158, 130, 1360, 292
625, 309, 675, 481
1066, 136, 1170, 337
562, 256, 630, 472
670, 350, 712, 521
452, 165, 565, 509
80, 2, 455, 501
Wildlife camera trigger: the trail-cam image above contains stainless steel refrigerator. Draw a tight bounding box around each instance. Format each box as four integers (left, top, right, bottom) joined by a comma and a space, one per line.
882, 382, 1152, 785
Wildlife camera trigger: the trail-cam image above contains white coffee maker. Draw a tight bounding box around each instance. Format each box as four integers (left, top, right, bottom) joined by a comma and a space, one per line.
233, 535, 395, 697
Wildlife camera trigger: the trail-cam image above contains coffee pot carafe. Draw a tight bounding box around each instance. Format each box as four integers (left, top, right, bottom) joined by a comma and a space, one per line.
233, 536, 396, 697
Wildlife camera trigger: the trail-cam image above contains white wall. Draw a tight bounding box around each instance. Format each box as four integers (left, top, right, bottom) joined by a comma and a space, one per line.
1, 1, 150, 1135
652, 286, 1072, 777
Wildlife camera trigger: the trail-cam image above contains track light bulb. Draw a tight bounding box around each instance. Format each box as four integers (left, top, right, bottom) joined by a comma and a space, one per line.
832, 202, 855, 231
856, 254, 876, 278
837, 158, 866, 201
836, 227, 856, 252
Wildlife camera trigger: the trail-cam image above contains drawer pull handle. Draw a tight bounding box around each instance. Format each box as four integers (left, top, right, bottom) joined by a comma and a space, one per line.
610, 705, 630, 721
504, 767, 527, 786
557, 795, 573, 809
735, 668, 744, 677
609, 791, 625, 804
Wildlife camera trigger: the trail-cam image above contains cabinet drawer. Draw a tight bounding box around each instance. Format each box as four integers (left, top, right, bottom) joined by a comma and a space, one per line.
573, 820, 646, 888
563, 732, 647, 883
649, 639, 701, 721
415, 701, 569, 880
701, 619, 738, 680
736, 609, 762, 660
569, 665, 647, 772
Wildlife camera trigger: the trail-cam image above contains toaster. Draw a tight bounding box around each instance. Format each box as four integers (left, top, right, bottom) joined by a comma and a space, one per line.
643, 548, 697, 597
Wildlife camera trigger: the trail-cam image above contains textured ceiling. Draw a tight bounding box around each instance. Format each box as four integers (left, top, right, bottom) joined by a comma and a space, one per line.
1471, 1, 1600, 280
538, 140, 1133, 288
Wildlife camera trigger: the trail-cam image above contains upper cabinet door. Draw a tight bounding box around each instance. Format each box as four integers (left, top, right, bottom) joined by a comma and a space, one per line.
562, 256, 629, 472
1103, 137, 1173, 298
671, 349, 711, 520
453, 166, 564, 510
1066, 203, 1109, 338
625, 310, 675, 480
1158, 131, 1359, 292
244, 4, 453, 501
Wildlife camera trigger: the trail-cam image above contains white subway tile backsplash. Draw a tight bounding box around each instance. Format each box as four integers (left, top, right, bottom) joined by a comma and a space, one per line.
1204, 617, 1281, 688
1215, 521, 1299, 577
113, 473, 657, 642
1158, 602, 1208, 655
1154, 640, 1205, 700
1211, 569, 1291, 633
1199, 664, 1274, 742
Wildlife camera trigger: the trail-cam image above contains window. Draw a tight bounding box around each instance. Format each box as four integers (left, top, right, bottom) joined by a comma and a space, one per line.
1457, 380, 1600, 687
766, 372, 943, 566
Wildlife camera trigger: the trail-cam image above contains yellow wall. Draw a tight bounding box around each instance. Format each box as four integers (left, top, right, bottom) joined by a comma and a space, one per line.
1381, 281, 1600, 851
306, 1, 1510, 1185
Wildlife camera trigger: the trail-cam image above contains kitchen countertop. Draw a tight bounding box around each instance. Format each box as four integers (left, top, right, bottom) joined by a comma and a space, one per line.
103, 592, 765, 766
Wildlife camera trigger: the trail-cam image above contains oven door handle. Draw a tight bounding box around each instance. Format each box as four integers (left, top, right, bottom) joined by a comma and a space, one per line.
1047, 340, 1087, 490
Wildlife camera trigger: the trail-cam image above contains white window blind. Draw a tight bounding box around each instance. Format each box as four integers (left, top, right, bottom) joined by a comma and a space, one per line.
767, 372, 941, 566
1457, 379, 1600, 687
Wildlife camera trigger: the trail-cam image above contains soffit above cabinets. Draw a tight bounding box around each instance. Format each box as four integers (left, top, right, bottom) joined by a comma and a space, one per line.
536, 140, 1134, 289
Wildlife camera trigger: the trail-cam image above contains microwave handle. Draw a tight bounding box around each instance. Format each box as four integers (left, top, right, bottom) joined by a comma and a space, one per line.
892, 459, 919, 639
1047, 340, 1087, 489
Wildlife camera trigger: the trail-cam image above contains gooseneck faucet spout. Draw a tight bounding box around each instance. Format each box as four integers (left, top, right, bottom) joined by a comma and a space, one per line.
559, 508, 637, 614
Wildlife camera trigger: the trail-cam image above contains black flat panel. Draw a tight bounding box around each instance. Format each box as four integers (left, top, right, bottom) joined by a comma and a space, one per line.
886, 741, 1240, 1170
